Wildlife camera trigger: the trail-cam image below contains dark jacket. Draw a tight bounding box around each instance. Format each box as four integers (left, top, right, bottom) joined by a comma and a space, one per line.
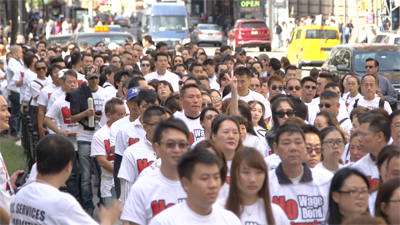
65, 82, 94, 131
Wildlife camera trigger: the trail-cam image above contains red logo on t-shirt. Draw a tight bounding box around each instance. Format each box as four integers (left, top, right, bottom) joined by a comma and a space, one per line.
61, 106, 72, 124
272, 195, 299, 220
128, 138, 140, 146
137, 159, 154, 174
104, 139, 115, 161
188, 132, 194, 145
368, 176, 380, 192
150, 200, 175, 216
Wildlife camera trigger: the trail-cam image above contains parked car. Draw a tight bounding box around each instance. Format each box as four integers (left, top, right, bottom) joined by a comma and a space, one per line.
322, 44, 400, 93
372, 32, 400, 45
114, 16, 131, 28
228, 19, 271, 52
191, 23, 224, 46
287, 25, 340, 68
47, 32, 135, 47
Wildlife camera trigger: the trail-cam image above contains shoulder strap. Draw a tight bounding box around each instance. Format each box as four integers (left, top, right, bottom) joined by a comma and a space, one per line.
353, 98, 359, 108
379, 99, 384, 108
339, 118, 348, 124
33, 80, 44, 89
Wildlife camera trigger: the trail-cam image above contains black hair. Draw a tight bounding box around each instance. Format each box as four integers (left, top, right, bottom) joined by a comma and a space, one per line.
180, 83, 201, 97
375, 178, 400, 224
390, 110, 400, 125
274, 124, 305, 144
104, 97, 124, 114
23, 51, 38, 68
318, 71, 334, 82
142, 105, 168, 124
320, 126, 347, 145
200, 107, 219, 123
164, 94, 182, 114
320, 90, 339, 100
153, 118, 190, 143
134, 89, 158, 106
234, 66, 252, 77
325, 82, 340, 90
270, 96, 294, 129
302, 124, 321, 136
365, 58, 379, 67
376, 145, 400, 172
189, 62, 203, 72
36, 134, 75, 175
211, 114, 240, 136
269, 58, 281, 71
178, 145, 223, 181
156, 42, 168, 50
288, 96, 308, 121
127, 76, 145, 89
358, 113, 391, 142
301, 76, 316, 86
327, 167, 370, 225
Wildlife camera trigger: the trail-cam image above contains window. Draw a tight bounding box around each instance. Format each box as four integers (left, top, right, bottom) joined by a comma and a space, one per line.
295, 30, 302, 39
305, 30, 338, 39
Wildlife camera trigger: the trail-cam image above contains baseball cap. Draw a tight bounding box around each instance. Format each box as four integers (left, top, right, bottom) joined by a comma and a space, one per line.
127, 87, 140, 101
236, 48, 246, 55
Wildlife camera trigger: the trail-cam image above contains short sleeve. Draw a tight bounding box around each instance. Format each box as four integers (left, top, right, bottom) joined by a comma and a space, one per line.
90, 132, 106, 157
60, 194, 98, 225
118, 150, 138, 183
120, 184, 146, 224
46, 100, 59, 119
37, 89, 49, 107
272, 203, 290, 225
115, 129, 127, 156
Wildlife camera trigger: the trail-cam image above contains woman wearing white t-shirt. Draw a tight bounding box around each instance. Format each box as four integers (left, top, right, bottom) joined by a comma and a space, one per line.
225, 148, 289, 225
315, 126, 346, 175
249, 100, 269, 139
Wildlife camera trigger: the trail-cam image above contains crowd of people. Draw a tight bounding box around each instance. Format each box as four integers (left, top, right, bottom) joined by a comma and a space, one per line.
0, 36, 398, 225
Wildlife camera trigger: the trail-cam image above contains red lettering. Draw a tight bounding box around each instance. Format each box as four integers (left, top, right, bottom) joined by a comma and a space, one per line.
104, 139, 114, 161
137, 159, 154, 173
61, 106, 71, 124
368, 176, 380, 192
290, 221, 321, 225
150, 200, 175, 216
272, 195, 299, 220
128, 138, 139, 146
188, 132, 194, 144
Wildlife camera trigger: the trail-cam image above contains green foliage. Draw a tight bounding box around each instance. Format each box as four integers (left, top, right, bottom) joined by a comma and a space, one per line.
0, 137, 27, 174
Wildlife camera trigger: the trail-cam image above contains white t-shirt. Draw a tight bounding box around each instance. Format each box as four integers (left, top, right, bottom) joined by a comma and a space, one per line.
223, 90, 272, 119
269, 164, 331, 224
145, 71, 181, 92
173, 111, 204, 145
110, 115, 130, 147
46, 87, 64, 110
348, 96, 392, 115
352, 154, 380, 191
29, 77, 52, 106
149, 202, 242, 225
121, 168, 187, 225
37, 84, 58, 108
243, 133, 269, 157
20, 68, 37, 103
115, 117, 146, 156
343, 92, 362, 113
118, 138, 156, 183
240, 199, 290, 225
6, 57, 24, 93
77, 86, 109, 142
264, 154, 281, 170
90, 125, 115, 198
10, 182, 98, 225
102, 81, 117, 97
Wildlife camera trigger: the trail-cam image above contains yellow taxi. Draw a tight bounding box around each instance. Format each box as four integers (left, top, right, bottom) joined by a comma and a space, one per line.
287, 25, 340, 68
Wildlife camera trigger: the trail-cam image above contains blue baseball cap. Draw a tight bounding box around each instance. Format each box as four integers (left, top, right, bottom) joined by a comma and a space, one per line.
127, 87, 140, 101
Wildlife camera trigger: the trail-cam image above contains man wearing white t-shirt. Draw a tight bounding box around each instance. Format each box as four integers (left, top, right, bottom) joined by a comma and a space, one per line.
121, 118, 190, 225
37, 65, 63, 138
145, 53, 180, 92
118, 106, 170, 204
149, 146, 241, 225
348, 74, 392, 115
353, 112, 390, 192
223, 67, 272, 120
69, 72, 109, 215
269, 124, 331, 224
10, 135, 120, 225
91, 98, 126, 206
174, 84, 204, 145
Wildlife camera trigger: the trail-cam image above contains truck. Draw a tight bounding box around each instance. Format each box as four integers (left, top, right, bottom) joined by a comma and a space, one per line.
139, 2, 190, 48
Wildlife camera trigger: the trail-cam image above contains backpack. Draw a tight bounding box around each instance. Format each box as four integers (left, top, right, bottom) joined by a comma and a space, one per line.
353, 98, 384, 109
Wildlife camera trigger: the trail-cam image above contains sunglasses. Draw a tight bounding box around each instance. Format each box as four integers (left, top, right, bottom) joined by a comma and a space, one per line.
271, 85, 284, 91
287, 86, 301, 91
36, 67, 47, 71
319, 103, 331, 108
141, 63, 150, 67
160, 141, 189, 149
275, 110, 295, 118
304, 85, 317, 90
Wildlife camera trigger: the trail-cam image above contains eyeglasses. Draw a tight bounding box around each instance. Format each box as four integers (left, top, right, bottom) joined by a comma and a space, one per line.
160, 141, 189, 150
304, 85, 317, 90
271, 85, 284, 91
36, 67, 47, 71
319, 103, 331, 109
141, 63, 150, 67
338, 188, 369, 197
306, 145, 321, 154
275, 110, 295, 118
323, 139, 344, 146
365, 65, 375, 69
287, 86, 301, 91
